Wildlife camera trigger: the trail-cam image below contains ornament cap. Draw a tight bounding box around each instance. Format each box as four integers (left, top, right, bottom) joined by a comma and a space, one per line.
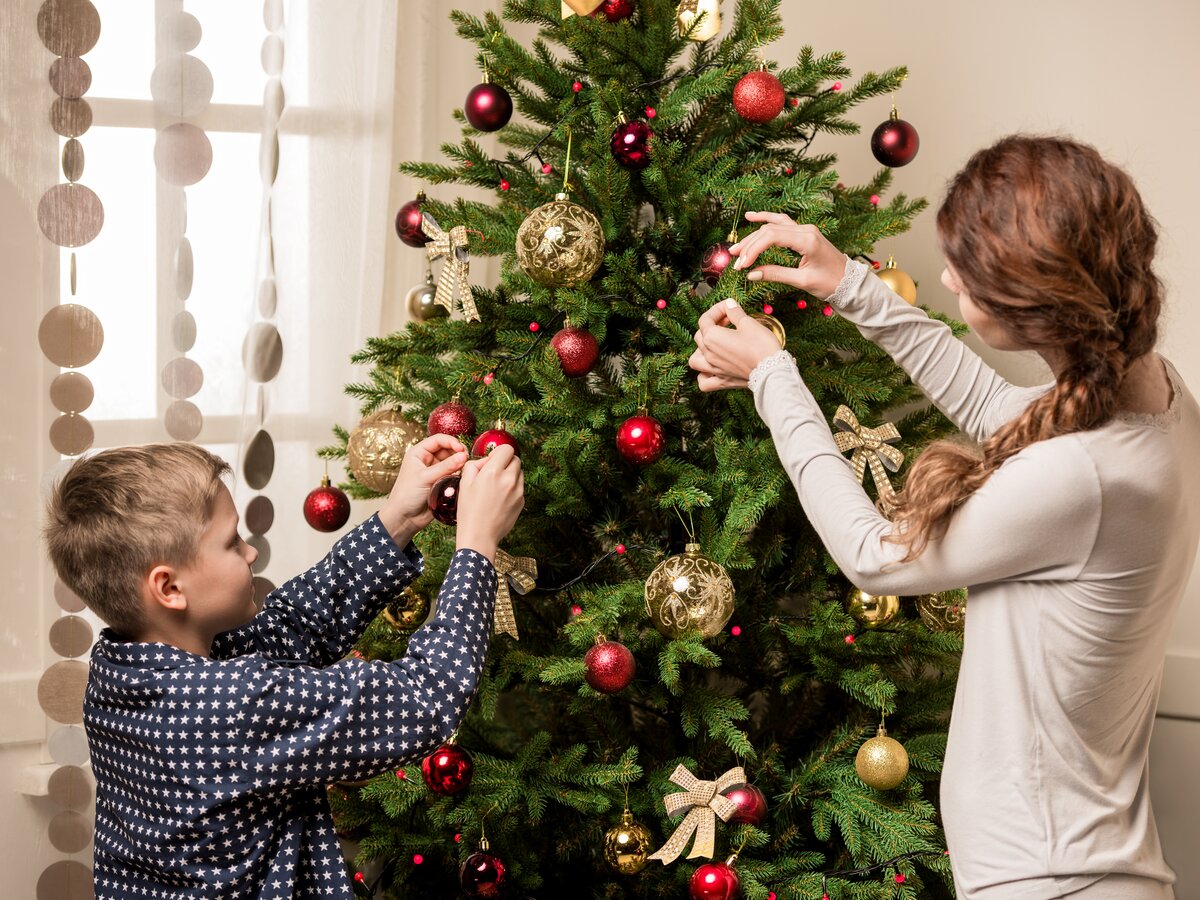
319, 473, 331, 488
877, 722, 890, 738
890, 103, 899, 120
885, 255, 898, 269
725, 853, 739, 866
616, 109, 629, 125
416, 189, 426, 202
493, 418, 507, 431
554, 191, 569, 202
479, 836, 490, 851
621, 808, 634, 825
684, 542, 701, 554
726, 225, 738, 242
595, 633, 608, 645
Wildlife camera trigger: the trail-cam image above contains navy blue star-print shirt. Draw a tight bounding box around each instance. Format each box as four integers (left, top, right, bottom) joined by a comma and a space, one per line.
83, 515, 498, 899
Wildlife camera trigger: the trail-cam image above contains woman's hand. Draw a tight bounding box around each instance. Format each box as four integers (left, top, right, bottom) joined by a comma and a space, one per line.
689, 298, 781, 392
729, 211, 847, 299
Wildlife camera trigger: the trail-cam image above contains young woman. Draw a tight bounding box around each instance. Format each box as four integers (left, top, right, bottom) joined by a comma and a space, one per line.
689, 136, 1196, 899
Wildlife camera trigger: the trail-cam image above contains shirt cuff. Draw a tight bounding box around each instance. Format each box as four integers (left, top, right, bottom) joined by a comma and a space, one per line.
748, 349, 798, 395
825, 256, 870, 309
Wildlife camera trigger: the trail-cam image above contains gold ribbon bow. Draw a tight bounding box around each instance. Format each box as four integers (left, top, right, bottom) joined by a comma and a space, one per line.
492, 549, 537, 640
832, 405, 905, 516
421, 213, 478, 322
648, 764, 746, 865
561, 0, 604, 16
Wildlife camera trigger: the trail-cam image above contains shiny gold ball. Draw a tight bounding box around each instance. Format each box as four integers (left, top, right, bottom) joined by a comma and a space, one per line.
515, 192, 605, 288
876, 256, 918, 304
644, 543, 736, 639
846, 587, 900, 629
405, 275, 447, 322
347, 409, 424, 494
602, 810, 653, 875
855, 724, 909, 790
916, 589, 967, 633
749, 311, 786, 347
381, 586, 431, 632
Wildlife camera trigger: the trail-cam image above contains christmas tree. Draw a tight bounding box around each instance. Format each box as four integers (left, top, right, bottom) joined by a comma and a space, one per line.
323, 0, 966, 896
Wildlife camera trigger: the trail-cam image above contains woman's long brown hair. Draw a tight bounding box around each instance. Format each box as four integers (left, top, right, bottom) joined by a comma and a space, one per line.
888, 135, 1163, 560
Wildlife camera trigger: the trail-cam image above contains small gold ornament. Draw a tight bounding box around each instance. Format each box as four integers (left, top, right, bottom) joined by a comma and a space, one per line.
603, 809, 653, 875
831, 405, 904, 516
347, 409, 424, 493
676, 0, 721, 40
381, 586, 431, 632
644, 543, 735, 639
916, 589, 967, 633
855, 721, 909, 790
749, 311, 786, 347
515, 192, 605, 288
846, 587, 900, 629
876, 255, 918, 305
405, 266, 447, 322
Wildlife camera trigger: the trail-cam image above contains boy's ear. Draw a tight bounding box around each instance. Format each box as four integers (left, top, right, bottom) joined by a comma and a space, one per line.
146, 565, 188, 612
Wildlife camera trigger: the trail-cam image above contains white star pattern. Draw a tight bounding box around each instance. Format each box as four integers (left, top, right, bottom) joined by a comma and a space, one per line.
83, 515, 498, 899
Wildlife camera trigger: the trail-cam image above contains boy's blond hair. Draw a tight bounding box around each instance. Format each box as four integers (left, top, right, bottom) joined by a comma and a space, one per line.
44, 443, 231, 636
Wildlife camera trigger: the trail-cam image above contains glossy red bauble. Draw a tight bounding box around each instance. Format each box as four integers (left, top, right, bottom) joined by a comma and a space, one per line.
428, 473, 461, 526
459, 849, 508, 899
721, 782, 768, 826
591, 0, 635, 22
550, 325, 600, 377
616, 414, 665, 465
428, 401, 477, 439
472, 425, 520, 458
689, 861, 740, 900
420, 742, 474, 795
394, 196, 430, 248
610, 118, 653, 170
464, 81, 513, 132
870, 117, 920, 167
584, 639, 636, 694
732, 69, 785, 124
701, 241, 734, 286
303, 477, 350, 532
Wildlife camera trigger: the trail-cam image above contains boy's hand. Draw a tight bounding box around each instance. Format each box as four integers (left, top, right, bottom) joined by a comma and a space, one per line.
455, 444, 525, 562
379, 434, 469, 544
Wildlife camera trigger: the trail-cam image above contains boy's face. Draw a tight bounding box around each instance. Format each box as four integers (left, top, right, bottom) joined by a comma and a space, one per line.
176, 484, 260, 638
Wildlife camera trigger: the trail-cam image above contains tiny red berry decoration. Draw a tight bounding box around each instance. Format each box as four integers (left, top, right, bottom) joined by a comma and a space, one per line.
656, 298, 667, 310
572, 80, 582, 92
845, 634, 856, 644
499, 179, 510, 191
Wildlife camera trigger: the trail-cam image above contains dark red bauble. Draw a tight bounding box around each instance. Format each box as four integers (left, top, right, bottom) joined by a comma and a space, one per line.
701, 241, 734, 286
459, 849, 508, 899
420, 742, 474, 795
583, 640, 636, 694
732, 69, 785, 124
616, 414, 665, 465
464, 81, 513, 132
721, 782, 768, 826
472, 425, 520, 458
689, 861, 740, 900
394, 196, 430, 248
303, 477, 350, 532
870, 117, 920, 167
610, 118, 653, 170
428, 474, 461, 526
591, 0, 635, 22
550, 325, 600, 377
428, 401, 477, 439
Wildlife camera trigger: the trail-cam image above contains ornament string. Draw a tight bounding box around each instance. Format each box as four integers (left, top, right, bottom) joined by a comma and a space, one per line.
534, 543, 658, 593
818, 849, 944, 898
561, 126, 574, 192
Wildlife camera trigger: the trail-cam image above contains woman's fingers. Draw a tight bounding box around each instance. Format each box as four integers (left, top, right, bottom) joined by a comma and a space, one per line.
688, 347, 724, 376
697, 372, 749, 392
744, 210, 796, 226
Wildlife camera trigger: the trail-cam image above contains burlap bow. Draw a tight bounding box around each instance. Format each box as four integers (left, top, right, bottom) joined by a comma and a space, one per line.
648, 764, 746, 864
832, 405, 904, 516
492, 549, 537, 640
421, 213, 478, 322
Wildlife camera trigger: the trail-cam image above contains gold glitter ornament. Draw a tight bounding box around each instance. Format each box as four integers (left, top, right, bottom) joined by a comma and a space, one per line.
876, 255, 918, 305
916, 588, 967, 633
515, 192, 605, 288
855, 721, 909, 790
846, 586, 900, 629
381, 586, 431, 632
347, 409, 424, 494
644, 543, 735, 639
603, 809, 653, 875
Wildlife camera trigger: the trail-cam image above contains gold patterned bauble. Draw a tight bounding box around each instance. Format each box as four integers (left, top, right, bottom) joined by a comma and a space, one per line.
347, 409, 424, 494
515, 192, 605, 288
750, 311, 786, 347
677, 0, 721, 40
644, 543, 735, 639
603, 809, 653, 875
855, 722, 909, 790
405, 270, 447, 322
381, 586, 431, 632
846, 587, 900, 629
876, 255, 918, 305
916, 589, 967, 633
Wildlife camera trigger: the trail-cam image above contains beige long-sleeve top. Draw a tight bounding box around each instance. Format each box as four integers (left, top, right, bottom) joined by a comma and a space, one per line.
749, 258, 1198, 898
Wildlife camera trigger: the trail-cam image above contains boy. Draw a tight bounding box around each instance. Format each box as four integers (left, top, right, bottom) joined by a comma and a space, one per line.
44, 434, 524, 899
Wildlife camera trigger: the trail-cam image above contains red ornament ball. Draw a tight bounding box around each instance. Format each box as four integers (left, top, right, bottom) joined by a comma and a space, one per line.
732, 69, 785, 124
701, 241, 734, 286
428, 474, 461, 526
550, 325, 600, 377
591, 0, 635, 21
394, 196, 430, 248
584, 639, 636, 694
428, 401, 477, 439
721, 782, 768, 826
472, 425, 520, 458
303, 477, 350, 532
870, 117, 920, 167
420, 742, 474, 795
616, 413, 665, 465
459, 849, 508, 899
611, 118, 653, 170
689, 860, 740, 900
464, 81, 513, 132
